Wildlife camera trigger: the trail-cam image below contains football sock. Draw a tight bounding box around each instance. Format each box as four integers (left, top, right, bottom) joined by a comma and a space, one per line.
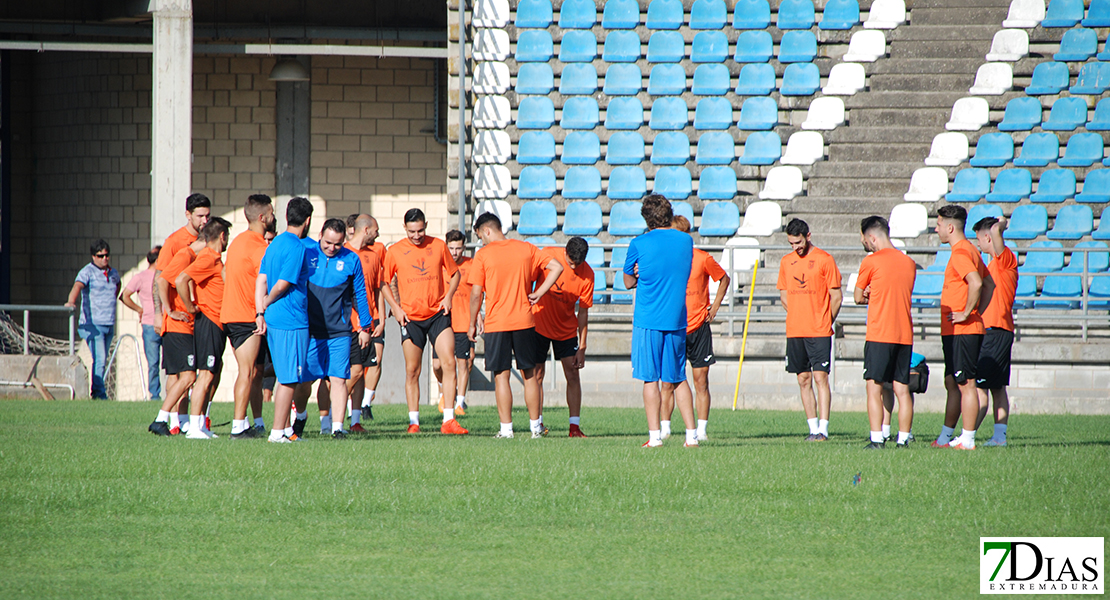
993, 423, 1007, 441
897, 431, 911, 444
818, 419, 829, 436
189, 415, 202, 433
807, 418, 819, 435
881, 424, 891, 440
696, 419, 708, 437
157, 410, 170, 423
332, 420, 344, 433
351, 410, 361, 426
648, 430, 661, 443
169, 412, 180, 429
538, 414, 544, 425
456, 395, 466, 408
443, 407, 455, 423
937, 426, 955, 445
320, 415, 332, 434
269, 429, 284, 441
569, 416, 581, 426
870, 431, 884, 443
363, 390, 375, 409
961, 429, 976, 447
660, 420, 671, 438
529, 418, 542, 433
179, 419, 190, 433
499, 422, 513, 436
408, 411, 420, 426
284, 426, 294, 437
295, 411, 307, 422
232, 419, 248, 434
685, 429, 697, 445
254, 417, 265, 429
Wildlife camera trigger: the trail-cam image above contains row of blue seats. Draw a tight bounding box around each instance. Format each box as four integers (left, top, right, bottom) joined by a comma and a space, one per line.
516, 30, 822, 64
549, 97, 762, 131
998, 97, 1110, 132
516, 0, 862, 31
959, 203, 1110, 240
519, 130, 772, 166
949, 168, 1110, 204
967, 132, 1105, 168
1041, 0, 1110, 28
1048, 27, 1110, 62
515, 62, 821, 97
515, 235, 637, 305
1026, 61, 1110, 95
518, 165, 745, 200
517, 199, 742, 237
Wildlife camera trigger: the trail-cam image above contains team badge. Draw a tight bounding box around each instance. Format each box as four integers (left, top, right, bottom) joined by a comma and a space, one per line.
337, 260, 345, 271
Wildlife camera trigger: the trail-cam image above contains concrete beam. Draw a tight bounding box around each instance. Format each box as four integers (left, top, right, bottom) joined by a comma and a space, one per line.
150, 0, 193, 244
0, 40, 447, 59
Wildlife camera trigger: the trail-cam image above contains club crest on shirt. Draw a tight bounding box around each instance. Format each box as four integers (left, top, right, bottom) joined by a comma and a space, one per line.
808, 260, 815, 269
336, 260, 345, 271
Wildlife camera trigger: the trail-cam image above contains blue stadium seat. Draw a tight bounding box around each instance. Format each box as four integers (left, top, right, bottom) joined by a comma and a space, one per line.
1038, 242, 1109, 308
690, 0, 728, 28
1026, 62, 1069, 95
696, 132, 735, 165
1013, 132, 1059, 167
517, 132, 555, 164
694, 98, 733, 130
1041, 0, 1084, 27
517, 201, 558, 235
969, 133, 1015, 167
558, 0, 596, 29
734, 31, 774, 63
559, 64, 598, 95
819, 0, 860, 30
653, 166, 693, 199
671, 201, 695, 225
912, 273, 943, 307
1070, 62, 1110, 95
780, 63, 820, 96
584, 237, 605, 267
1054, 27, 1098, 61
592, 270, 608, 305
650, 97, 689, 130
647, 31, 685, 63
698, 201, 742, 236
1058, 132, 1104, 167
562, 166, 602, 199
606, 132, 646, 165
924, 244, 952, 272
524, 236, 557, 249
610, 245, 629, 268
603, 63, 642, 96
603, 31, 641, 62
561, 131, 601, 165
609, 201, 648, 236
515, 64, 554, 95
518, 166, 557, 199
651, 131, 691, 165
515, 0, 552, 28
1084, 0, 1110, 25
1075, 241, 1110, 271
559, 30, 597, 63
1094, 207, 1110, 240
645, 0, 683, 29
985, 168, 1033, 204
563, 201, 604, 235
1015, 241, 1065, 308
735, 64, 777, 96
1077, 169, 1110, 203
1047, 204, 1094, 240
739, 131, 781, 165
561, 97, 599, 129
697, 166, 738, 200
778, 31, 818, 63
611, 273, 634, 304
1005, 204, 1049, 240
604, 97, 644, 130
516, 97, 555, 129
997, 97, 1042, 132
778, 0, 816, 29
601, 0, 640, 29
733, 0, 772, 29
692, 64, 731, 95
647, 64, 686, 95
1087, 98, 1110, 131
738, 97, 779, 130
692, 31, 729, 62
964, 207, 1003, 237
516, 30, 554, 62
1042, 97, 1088, 131
1031, 168, 1077, 203
607, 166, 648, 199
946, 168, 991, 202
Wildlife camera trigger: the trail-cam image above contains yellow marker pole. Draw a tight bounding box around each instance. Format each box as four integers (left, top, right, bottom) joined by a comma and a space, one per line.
733, 259, 759, 410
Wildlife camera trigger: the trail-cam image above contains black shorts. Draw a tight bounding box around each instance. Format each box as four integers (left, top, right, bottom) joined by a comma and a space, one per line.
942, 334, 982, 384
863, 341, 912, 385
225, 321, 268, 365
194, 311, 226, 372
401, 312, 452, 351
686, 321, 716, 369
349, 327, 377, 368
786, 336, 832, 374
484, 328, 542, 372
536, 332, 579, 361
162, 332, 196, 375
976, 328, 1013, 390
432, 332, 474, 360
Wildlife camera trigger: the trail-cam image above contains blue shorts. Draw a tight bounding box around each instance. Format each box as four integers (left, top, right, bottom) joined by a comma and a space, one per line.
267, 327, 310, 385
307, 336, 351, 380
631, 326, 687, 384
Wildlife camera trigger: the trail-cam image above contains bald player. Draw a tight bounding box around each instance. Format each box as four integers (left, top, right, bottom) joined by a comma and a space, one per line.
344, 213, 386, 432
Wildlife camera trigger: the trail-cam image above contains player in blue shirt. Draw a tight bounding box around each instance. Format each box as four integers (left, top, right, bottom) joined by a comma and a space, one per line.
256, 197, 314, 443
623, 195, 697, 447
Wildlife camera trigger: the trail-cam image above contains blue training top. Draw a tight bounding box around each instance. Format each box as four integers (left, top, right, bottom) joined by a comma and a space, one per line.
305, 243, 372, 339
259, 231, 311, 330
624, 228, 693, 331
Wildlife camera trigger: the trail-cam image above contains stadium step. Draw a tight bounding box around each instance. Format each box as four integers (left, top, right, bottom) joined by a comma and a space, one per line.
826, 143, 928, 164
868, 58, 986, 76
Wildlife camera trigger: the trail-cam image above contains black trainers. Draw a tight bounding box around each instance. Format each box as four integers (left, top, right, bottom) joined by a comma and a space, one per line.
864, 441, 885, 450
231, 427, 260, 439
252, 425, 266, 435
292, 417, 307, 438
149, 421, 171, 436
896, 438, 912, 448
332, 430, 348, 439
804, 433, 819, 441
362, 405, 373, 420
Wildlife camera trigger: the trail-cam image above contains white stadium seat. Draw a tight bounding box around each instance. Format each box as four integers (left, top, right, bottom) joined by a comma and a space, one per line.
713, 237, 761, 305
736, 201, 783, 237
864, 0, 907, 29
1002, 0, 1046, 28
801, 97, 846, 130
473, 62, 510, 94
924, 132, 969, 167
475, 199, 513, 233
842, 30, 886, 62
473, 29, 510, 62
473, 166, 512, 199
946, 97, 990, 131
968, 63, 1013, 95
889, 203, 930, 237
903, 167, 949, 202
759, 166, 804, 200
473, 0, 510, 28
474, 96, 511, 128
985, 29, 1029, 62
473, 130, 511, 164
780, 131, 825, 165
822, 63, 866, 96
843, 272, 860, 305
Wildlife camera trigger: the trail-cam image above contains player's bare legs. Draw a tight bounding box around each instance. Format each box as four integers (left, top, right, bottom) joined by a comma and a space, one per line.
560, 356, 582, 420
866, 380, 885, 444
232, 335, 262, 425
402, 339, 424, 417
643, 381, 662, 432
893, 382, 914, 439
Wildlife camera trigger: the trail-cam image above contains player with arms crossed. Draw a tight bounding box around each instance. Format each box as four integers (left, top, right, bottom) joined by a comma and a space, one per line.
974, 216, 1015, 447
343, 214, 386, 431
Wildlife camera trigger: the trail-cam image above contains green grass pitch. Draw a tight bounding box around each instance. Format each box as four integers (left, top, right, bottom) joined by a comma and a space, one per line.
0, 400, 1106, 599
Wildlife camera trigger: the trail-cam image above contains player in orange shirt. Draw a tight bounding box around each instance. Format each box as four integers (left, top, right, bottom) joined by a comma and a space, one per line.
468, 212, 562, 439
659, 216, 730, 442
176, 217, 231, 439
973, 216, 1017, 447
532, 237, 594, 437
933, 205, 994, 450
432, 230, 478, 416
151, 237, 205, 435
381, 208, 468, 435
344, 214, 386, 432
777, 218, 842, 442
855, 216, 917, 449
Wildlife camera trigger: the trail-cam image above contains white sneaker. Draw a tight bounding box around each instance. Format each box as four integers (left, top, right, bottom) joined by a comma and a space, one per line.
494, 431, 514, 439
660, 431, 670, 440
696, 432, 708, 442
641, 439, 663, 448
186, 428, 212, 440
268, 434, 291, 444
531, 424, 549, 439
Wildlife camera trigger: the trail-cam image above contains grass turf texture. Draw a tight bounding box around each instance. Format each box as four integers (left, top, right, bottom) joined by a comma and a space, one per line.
0, 400, 1106, 599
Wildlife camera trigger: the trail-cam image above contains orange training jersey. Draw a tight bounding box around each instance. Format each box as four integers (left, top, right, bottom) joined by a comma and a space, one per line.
184, 247, 225, 327
469, 239, 549, 333
346, 241, 384, 329
155, 226, 197, 271
686, 249, 728, 335
383, 236, 458, 322
532, 247, 594, 341
451, 256, 474, 333
776, 246, 842, 338
221, 229, 267, 324
160, 246, 197, 334
855, 248, 916, 345
983, 247, 1018, 332
941, 239, 988, 336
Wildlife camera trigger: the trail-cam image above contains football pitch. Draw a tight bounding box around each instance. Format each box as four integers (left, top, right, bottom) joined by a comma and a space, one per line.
0, 400, 1106, 599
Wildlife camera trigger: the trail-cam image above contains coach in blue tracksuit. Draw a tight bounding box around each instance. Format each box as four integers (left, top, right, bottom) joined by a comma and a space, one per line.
306, 218, 373, 438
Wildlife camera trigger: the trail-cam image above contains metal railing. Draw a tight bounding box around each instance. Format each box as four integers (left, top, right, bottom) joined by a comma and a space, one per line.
0, 304, 77, 355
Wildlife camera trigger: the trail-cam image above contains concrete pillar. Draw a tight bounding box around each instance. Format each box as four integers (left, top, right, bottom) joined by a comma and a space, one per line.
275, 55, 311, 225
150, 0, 193, 244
